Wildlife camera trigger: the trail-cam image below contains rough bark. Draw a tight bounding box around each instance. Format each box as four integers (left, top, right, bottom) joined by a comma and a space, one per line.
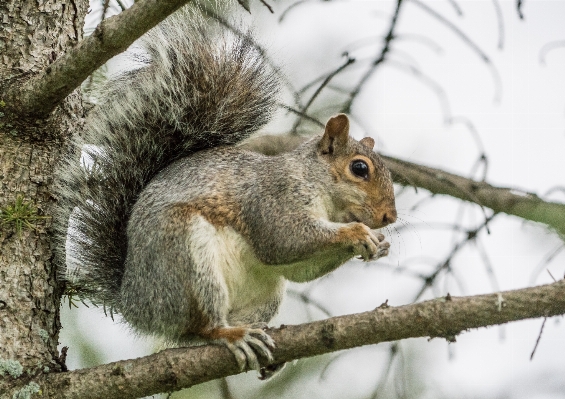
0, 0, 88, 395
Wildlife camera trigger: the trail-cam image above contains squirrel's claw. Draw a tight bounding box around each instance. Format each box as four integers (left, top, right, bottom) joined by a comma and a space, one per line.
224, 328, 276, 372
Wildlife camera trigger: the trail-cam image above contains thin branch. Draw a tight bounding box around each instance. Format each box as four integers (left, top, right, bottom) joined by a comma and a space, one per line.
516, 0, 524, 20
279, 0, 310, 23
491, 0, 504, 50
410, 0, 502, 102
385, 60, 452, 124
18, 280, 565, 399
529, 244, 565, 284
115, 0, 128, 12
530, 318, 546, 360
292, 55, 355, 133
259, 0, 274, 13
342, 0, 404, 113
446, 0, 463, 16
279, 104, 325, 128
5, 0, 193, 118
413, 214, 495, 301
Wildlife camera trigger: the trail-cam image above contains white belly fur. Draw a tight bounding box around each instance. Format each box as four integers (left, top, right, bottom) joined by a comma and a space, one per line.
188, 216, 286, 323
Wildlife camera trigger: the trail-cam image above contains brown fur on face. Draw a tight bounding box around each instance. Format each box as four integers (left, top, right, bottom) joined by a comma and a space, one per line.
319, 114, 396, 229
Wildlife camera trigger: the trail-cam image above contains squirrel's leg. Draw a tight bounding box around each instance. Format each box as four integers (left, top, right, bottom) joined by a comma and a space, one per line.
183, 216, 276, 372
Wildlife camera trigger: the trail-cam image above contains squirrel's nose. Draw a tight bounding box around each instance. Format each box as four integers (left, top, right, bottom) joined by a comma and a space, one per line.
381, 209, 397, 226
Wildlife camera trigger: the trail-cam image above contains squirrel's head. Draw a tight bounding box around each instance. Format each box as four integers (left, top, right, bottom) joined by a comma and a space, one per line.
318, 114, 397, 229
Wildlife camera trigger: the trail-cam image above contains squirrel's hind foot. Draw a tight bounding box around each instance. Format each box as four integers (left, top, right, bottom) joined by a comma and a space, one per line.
206, 326, 275, 373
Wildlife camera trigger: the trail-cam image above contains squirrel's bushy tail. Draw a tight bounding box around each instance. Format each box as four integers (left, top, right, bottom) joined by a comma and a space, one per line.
54, 7, 279, 310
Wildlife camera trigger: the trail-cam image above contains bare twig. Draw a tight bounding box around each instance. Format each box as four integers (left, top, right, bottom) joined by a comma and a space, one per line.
530, 318, 546, 360
292, 55, 355, 132
279, 104, 325, 128
529, 244, 565, 284
413, 214, 496, 301
279, 0, 309, 23
410, 0, 502, 102
492, 0, 504, 49
447, 0, 463, 16
516, 0, 524, 19
343, 0, 404, 113
259, 0, 274, 13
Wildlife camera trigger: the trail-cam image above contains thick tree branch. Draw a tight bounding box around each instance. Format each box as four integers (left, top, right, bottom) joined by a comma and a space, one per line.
382, 155, 565, 236
5, 0, 192, 119
8, 280, 561, 399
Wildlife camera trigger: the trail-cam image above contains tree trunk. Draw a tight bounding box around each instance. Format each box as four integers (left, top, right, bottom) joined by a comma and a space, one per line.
0, 0, 87, 393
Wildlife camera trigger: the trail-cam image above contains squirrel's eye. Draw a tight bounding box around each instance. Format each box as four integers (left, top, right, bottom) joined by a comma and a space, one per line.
350, 160, 369, 179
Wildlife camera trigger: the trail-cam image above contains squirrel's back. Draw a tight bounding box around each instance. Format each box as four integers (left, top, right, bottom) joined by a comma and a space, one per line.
53, 7, 279, 310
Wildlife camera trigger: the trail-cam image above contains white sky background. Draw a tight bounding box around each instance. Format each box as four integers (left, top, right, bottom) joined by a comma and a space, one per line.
59, 1, 565, 398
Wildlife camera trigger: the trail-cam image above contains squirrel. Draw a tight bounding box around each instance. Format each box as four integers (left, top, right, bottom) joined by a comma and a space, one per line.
53, 6, 397, 377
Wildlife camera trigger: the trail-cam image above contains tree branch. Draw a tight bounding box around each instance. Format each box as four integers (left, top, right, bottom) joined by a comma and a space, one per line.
5, 0, 192, 119
383, 155, 565, 236
9, 280, 561, 399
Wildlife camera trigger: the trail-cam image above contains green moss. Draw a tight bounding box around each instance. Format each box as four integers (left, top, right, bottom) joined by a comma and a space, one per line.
0, 195, 50, 236
12, 382, 41, 399
0, 358, 23, 378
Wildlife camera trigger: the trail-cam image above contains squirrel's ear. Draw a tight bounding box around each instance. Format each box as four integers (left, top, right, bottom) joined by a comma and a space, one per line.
319, 114, 350, 155
360, 137, 375, 150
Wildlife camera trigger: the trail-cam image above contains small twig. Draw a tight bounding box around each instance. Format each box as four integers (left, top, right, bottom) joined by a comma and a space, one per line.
292, 55, 355, 133
491, 0, 504, 49
530, 318, 547, 360
115, 0, 128, 11
447, 0, 463, 16
279, 0, 309, 23
279, 104, 325, 128
410, 0, 502, 102
516, 0, 524, 19
528, 244, 565, 284
343, 0, 404, 113
413, 214, 496, 301
259, 0, 274, 13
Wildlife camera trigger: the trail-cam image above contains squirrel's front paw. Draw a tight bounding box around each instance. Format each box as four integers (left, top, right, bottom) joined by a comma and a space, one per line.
369, 230, 390, 259
338, 223, 390, 261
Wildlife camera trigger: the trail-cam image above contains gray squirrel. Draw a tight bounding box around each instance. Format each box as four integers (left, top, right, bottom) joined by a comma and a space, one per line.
54, 7, 397, 377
